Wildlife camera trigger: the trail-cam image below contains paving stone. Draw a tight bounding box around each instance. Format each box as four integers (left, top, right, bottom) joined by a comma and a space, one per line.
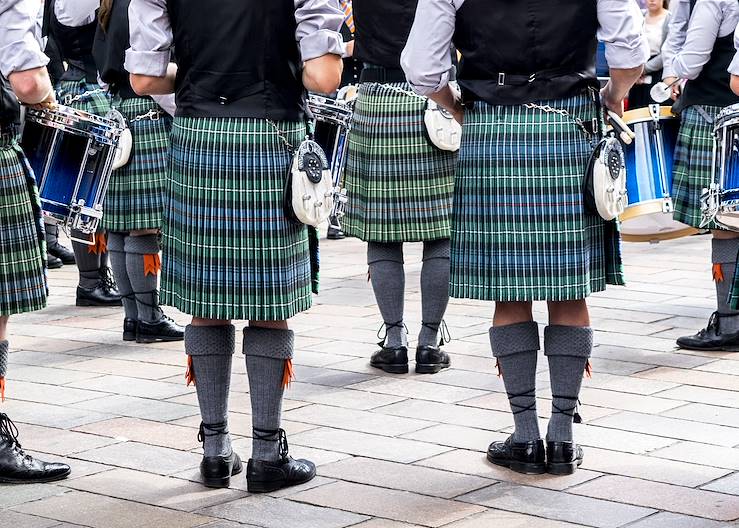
656, 385, 739, 408
13, 491, 212, 528
63, 468, 247, 511
68, 375, 191, 400
575, 387, 685, 414
198, 495, 367, 528
418, 449, 601, 491
561, 424, 676, 454
8, 364, 102, 384
570, 475, 739, 521
0, 511, 60, 528
0, 484, 68, 509
696, 359, 739, 376
75, 441, 201, 476
23, 452, 113, 481
74, 417, 201, 451
626, 512, 732, 528
591, 346, 713, 368
7, 335, 97, 354
289, 428, 451, 463
583, 372, 679, 395
591, 411, 739, 447
636, 367, 739, 392
702, 473, 739, 496
70, 394, 199, 422
5, 381, 106, 405
63, 358, 183, 380
401, 424, 507, 452
279, 381, 406, 410
291, 481, 485, 527
347, 378, 487, 404
662, 403, 739, 428
651, 442, 739, 471
443, 510, 589, 528
0, 400, 113, 429
429, 369, 505, 392
349, 521, 423, 528
376, 400, 511, 431
292, 365, 376, 387
457, 482, 655, 528
283, 404, 432, 436
14, 423, 120, 456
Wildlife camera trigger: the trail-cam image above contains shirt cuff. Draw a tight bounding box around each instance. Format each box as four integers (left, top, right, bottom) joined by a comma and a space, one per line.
124, 49, 170, 77
300, 29, 344, 62
405, 69, 451, 97
604, 40, 650, 70
0, 39, 49, 77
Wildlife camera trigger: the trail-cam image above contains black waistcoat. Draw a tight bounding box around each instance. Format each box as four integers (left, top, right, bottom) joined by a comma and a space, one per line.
167, 0, 304, 120
681, 0, 739, 109
454, 0, 599, 106
92, 0, 137, 99
0, 77, 20, 130
353, 0, 417, 70
45, 0, 98, 83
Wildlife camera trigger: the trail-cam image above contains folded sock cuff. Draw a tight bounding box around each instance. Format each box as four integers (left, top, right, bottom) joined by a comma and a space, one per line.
489, 322, 540, 358
124, 234, 160, 255
422, 238, 451, 261
544, 325, 593, 358
243, 327, 294, 360
0, 340, 8, 378
367, 242, 404, 265
712, 238, 739, 264
107, 232, 126, 253
184, 325, 235, 356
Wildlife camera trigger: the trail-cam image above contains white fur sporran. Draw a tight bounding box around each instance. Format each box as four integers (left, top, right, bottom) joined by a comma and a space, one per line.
285, 139, 334, 227
585, 136, 627, 221
424, 99, 461, 152
106, 109, 132, 170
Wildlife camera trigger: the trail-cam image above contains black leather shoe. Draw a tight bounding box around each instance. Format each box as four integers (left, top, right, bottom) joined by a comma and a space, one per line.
246, 429, 316, 493
487, 435, 546, 475
76, 283, 123, 307
676, 312, 739, 352
370, 346, 409, 374
136, 315, 185, 343
415, 345, 450, 374
123, 318, 138, 342
48, 241, 75, 265
201, 451, 243, 488
327, 226, 345, 240
546, 440, 584, 475
0, 414, 71, 484
47, 254, 63, 270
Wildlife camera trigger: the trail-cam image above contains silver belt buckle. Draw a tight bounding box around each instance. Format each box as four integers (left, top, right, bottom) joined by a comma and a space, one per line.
498, 73, 506, 86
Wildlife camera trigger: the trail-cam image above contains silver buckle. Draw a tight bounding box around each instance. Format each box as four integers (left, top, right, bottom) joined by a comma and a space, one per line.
498, 73, 506, 86
528, 73, 536, 83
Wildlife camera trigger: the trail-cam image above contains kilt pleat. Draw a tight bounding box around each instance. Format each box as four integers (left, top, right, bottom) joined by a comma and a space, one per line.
161, 117, 312, 321
55, 80, 111, 117
103, 97, 172, 231
450, 94, 624, 302
672, 105, 723, 230
0, 137, 47, 316
342, 82, 456, 242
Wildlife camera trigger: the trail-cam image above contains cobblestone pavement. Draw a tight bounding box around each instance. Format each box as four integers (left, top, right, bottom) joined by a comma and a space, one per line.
1, 232, 739, 528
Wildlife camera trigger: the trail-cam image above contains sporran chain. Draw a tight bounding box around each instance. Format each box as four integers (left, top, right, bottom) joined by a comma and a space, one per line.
523, 102, 591, 138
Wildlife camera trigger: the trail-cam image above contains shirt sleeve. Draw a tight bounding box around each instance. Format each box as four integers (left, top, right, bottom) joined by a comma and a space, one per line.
661, 0, 690, 78
294, 0, 345, 62
730, 23, 739, 75
0, 0, 49, 77
401, 0, 459, 96
597, 0, 650, 70
53, 0, 98, 27
672, 0, 735, 80
124, 0, 172, 76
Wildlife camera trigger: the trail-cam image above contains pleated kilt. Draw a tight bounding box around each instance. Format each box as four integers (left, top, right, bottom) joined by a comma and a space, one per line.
55, 79, 111, 117
161, 117, 312, 321
672, 105, 723, 230
450, 94, 624, 302
0, 132, 47, 316
342, 82, 456, 242
102, 97, 172, 232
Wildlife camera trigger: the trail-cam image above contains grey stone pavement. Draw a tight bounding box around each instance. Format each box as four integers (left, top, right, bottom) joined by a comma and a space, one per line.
2, 232, 739, 528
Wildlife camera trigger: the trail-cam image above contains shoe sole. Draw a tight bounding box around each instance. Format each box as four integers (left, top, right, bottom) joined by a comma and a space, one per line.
547, 459, 583, 476
123, 334, 136, 342
678, 344, 739, 352
76, 299, 123, 307
415, 363, 451, 375
487, 453, 546, 475
47, 263, 63, 270
0, 469, 71, 484
136, 335, 185, 344
247, 471, 316, 494
370, 363, 409, 374
202, 459, 243, 489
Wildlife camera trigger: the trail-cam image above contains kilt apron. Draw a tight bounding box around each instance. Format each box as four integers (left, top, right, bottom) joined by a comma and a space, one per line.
0, 133, 47, 316
450, 94, 624, 302
342, 82, 456, 243
102, 97, 172, 232
161, 117, 312, 321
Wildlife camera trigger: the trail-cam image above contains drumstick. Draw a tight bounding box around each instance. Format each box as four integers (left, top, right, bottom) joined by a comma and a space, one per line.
607, 111, 635, 145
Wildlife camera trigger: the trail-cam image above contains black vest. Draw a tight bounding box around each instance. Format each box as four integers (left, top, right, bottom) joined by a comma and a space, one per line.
167, 0, 304, 120
681, 0, 739, 109
0, 77, 20, 130
354, 0, 417, 70
92, 0, 137, 99
45, 0, 98, 83
454, 0, 599, 106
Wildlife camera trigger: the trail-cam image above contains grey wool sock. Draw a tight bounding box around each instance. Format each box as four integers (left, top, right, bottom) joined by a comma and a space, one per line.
244, 326, 294, 462
418, 239, 451, 347
0, 340, 8, 398
108, 233, 137, 319
125, 234, 161, 323
544, 325, 593, 443
73, 240, 102, 289
489, 322, 541, 442
367, 242, 406, 348
185, 325, 234, 457
713, 238, 739, 333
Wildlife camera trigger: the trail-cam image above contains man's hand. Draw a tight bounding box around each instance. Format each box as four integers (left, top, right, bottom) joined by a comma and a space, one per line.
8, 66, 54, 107
344, 40, 355, 58
600, 84, 624, 117
663, 76, 681, 100
303, 54, 343, 95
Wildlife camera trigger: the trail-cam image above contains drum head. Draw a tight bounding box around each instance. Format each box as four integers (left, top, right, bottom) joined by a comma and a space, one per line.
620, 210, 699, 242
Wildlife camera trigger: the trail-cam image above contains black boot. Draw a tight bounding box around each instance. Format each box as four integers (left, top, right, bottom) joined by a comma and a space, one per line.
47, 254, 63, 270
198, 422, 242, 488
45, 223, 75, 264
326, 216, 345, 240
0, 414, 71, 483
676, 312, 739, 352
487, 434, 546, 475
547, 441, 584, 475
137, 314, 185, 343
123, 318, 138, 342
76, 268, 122, 307
246, 429, 316, 493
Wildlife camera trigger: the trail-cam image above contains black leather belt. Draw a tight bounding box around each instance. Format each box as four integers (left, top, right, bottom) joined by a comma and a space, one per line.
360, 66, 407, 84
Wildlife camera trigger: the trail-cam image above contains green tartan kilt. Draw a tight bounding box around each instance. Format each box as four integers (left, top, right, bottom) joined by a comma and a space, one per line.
161, 117, 312, 321
0, 133, 47, 316
342, 82, 456, 242
450, 94, 624, 302
102, 97, 172, 232
55, 79, 111, 116
671, 105, 723, 230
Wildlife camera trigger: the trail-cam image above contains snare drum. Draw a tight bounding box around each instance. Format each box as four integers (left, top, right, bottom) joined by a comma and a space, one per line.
618, 105, 698, 242
20, 105, 122, 244
710, 103, 739, 230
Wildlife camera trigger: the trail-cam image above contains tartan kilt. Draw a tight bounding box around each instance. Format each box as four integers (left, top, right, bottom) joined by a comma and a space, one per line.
671, 105, 723, 230
161, 117, 312, 321
450, 94, 624, 302
342, 82, 456, 242
0, 133, 47, 316
55, 79, 111, 116
102, 97, 172, 231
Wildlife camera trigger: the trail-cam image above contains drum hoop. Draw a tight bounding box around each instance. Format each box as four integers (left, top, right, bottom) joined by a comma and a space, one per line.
619, 199, 673, 222
621, 227, 700, 243
25, 107, 121, 144
714, 115, 739, 132
25, 116, 119, 145
622, 106, 676, 126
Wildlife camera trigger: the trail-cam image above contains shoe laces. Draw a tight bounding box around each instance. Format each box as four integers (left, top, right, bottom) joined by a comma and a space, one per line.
551, 394, 583, 423
697, 311, 720, 338
99, 267, 118, 292
132, 289, 165, 319
376, 321, 408, 347
253, 427, 289, 460
421, 320, 452, 347
506, 388, 537, 415
198, 422, 229, 446
0, 413, 32, 462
